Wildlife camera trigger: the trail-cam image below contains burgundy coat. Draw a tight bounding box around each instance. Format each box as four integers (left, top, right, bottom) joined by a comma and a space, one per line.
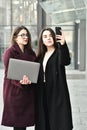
1, 43, 36, 127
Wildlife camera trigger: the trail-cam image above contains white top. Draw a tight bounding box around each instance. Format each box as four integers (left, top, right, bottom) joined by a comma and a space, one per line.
43, 49, 55, 82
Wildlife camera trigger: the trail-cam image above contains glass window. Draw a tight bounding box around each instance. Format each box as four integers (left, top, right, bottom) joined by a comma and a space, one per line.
12, 0, 37, 25
0, 0, 38, 68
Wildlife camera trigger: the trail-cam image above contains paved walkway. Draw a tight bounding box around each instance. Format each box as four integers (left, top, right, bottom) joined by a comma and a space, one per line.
0, 69, 87, 130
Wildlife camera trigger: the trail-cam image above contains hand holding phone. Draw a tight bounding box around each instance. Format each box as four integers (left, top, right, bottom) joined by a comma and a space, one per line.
55, 27, 62, 41
55, 27, 65, 45
55, 27, 62, 35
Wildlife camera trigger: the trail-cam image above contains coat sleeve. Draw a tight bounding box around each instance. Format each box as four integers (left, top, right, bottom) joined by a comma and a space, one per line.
3, 48, 23, 88
58, 42, 71, 66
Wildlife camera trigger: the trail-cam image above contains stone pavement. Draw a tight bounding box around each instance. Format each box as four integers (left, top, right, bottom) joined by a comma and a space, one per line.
0, 69, 87, 130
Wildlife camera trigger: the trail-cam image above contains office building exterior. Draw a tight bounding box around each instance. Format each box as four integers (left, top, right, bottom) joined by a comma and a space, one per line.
0, 0, 87, 72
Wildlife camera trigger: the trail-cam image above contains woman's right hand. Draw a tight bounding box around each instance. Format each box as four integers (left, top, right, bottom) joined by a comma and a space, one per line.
56, 31, 65, 45
20, 75, 31, 85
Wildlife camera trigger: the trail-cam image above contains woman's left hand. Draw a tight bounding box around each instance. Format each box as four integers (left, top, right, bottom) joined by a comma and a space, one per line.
56, 31, 65, 45
20, 75, 31, 85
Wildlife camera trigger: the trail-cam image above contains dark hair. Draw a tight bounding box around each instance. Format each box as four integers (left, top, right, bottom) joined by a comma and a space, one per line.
37, 27, 57, 58
11, 25, 32, 50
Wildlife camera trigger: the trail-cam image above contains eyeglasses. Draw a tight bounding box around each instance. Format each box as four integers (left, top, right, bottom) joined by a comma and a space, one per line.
17, 33, 29, 38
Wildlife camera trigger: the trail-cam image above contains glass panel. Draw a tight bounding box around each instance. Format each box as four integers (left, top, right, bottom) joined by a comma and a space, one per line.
0, 0, 11, 25
0, 26, 11, 68
50, 9, 86, 24
40, 0, 86, 23
40, 0, 86, 14
64, 30, 75, 70
12, 0, 37, 25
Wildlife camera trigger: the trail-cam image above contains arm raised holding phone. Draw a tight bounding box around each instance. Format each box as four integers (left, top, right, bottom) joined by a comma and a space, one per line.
55, 26, 66, 45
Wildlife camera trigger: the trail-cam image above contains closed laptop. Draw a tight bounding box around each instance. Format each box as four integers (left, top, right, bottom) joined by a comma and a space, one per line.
7, 58, 40, 83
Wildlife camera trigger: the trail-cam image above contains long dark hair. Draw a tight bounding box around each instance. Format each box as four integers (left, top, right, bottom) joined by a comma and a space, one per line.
10, 25, 32, 50
37, 27, 57, 59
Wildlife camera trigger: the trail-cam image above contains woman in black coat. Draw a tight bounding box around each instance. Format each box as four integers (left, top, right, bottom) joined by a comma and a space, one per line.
35, 27, 73, 130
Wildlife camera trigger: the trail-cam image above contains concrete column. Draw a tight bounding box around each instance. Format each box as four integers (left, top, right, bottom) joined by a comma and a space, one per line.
86, 7, 87, 79
37, 0, 46, 37
74, 22, 79, 69
79, 20, 86, 71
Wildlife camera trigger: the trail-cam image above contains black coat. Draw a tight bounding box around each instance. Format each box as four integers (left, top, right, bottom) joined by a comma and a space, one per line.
35, 43, 73, 130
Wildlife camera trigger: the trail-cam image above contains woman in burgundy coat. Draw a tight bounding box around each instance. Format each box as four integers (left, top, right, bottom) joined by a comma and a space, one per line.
35, 27, 73, 130
1, 26, 36, 130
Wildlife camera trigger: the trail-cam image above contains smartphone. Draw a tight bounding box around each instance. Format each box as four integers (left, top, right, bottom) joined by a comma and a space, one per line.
55, 27, 62, 35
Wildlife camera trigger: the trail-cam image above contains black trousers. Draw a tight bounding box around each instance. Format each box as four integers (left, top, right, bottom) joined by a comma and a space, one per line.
13, 127, 26, 130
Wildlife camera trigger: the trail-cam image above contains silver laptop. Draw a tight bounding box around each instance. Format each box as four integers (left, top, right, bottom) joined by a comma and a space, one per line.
7, 58, 40, 83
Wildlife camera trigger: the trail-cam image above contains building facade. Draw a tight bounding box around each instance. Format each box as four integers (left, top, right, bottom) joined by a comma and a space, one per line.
0, 0, 86, 71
